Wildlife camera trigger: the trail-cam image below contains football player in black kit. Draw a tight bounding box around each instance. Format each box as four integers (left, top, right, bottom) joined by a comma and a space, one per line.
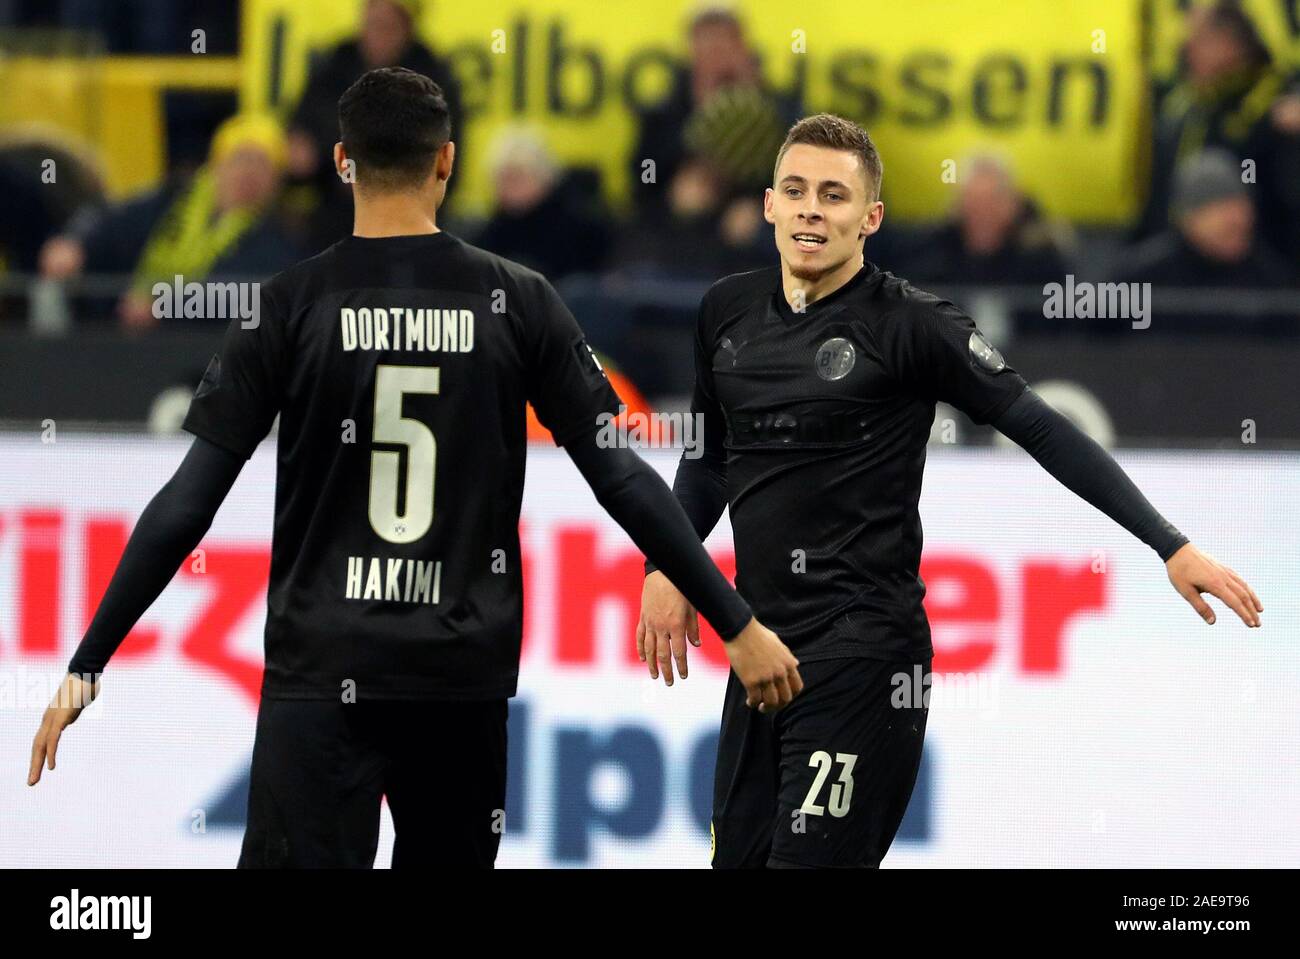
27, 68, 803, 868
637, 114, 1263, 869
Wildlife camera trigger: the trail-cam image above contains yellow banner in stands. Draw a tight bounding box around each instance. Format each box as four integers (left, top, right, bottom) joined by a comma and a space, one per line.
242, 0, 1154, 223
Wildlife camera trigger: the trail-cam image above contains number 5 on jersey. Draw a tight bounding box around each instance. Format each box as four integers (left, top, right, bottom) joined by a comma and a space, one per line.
369, 364, 439, 544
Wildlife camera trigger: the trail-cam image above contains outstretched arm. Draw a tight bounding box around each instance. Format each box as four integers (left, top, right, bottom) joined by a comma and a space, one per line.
562, 425, 801, 710
637, 420, 728, 681
992, 389, 1262, 627
563, 424, 748, 640
68, 435, 246, 676
639, 308, 730, 682
642, 412, 729, 572
31, 435, 245, 785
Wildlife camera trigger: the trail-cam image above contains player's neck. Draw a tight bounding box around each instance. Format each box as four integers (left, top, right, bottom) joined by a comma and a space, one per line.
780, 251, 865, 311
351, 192, 441, 238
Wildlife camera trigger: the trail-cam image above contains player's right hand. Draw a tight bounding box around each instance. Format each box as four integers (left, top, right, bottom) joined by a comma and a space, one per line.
28, 672, 99, 786
1165, 542, 1262, 627
637, 570, 699, 686
724, 618, 803, 714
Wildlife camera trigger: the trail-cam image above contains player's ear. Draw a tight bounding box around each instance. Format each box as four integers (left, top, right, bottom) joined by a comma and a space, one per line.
860, 199, 884, 240
763, 187, 776, 225
435, 141, 455, 183
333, 142, 347, 178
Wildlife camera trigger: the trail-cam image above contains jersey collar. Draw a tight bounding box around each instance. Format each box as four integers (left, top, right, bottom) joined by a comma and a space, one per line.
773, 259, 880, 322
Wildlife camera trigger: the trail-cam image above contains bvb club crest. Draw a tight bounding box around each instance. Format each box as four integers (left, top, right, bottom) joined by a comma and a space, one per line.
814, 337, 856, 381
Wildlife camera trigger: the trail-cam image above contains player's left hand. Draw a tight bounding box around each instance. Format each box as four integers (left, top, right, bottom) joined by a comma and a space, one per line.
637, 571, 699, 686
28, 672, 99, 786
1165, 543, 1262, 627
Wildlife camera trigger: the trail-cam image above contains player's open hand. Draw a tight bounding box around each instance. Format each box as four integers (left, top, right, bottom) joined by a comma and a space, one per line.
1166, 543, 1262, 628
28, 672, 99, 786
724, 618, 803, 714
637, 571, 699, 686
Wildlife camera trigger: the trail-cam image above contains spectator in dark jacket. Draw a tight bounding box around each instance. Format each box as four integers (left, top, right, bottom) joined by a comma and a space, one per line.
1118, 148, 1295, 334
628, 6, 800, 224
475, 127, 610, 282
1137, 1, 1300, 260
0, 154, 58, 275
612, 155, 775, 282
905, 154, 1073, 287
285, 0, 464, 250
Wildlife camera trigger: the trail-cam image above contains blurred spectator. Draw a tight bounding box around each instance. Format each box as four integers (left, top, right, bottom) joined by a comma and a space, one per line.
0, 154, 60, 275
0, 138, 105, 324
285, 0, 463, 251
628, 6, 800, 223
905, 155, 1074, 286
46, 0, 237, 54
1118, 149, 1294, 333
39, 114, 301, 330
475, 128, 610, 281
55, 0, 181, 52
895, 155, 1076, 337
1137, 0, 1300, 259
612, 156, 773, 281
595, 149, 774, 382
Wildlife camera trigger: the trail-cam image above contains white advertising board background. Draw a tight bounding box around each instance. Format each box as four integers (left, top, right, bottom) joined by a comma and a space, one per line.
0, 434, 1296, 867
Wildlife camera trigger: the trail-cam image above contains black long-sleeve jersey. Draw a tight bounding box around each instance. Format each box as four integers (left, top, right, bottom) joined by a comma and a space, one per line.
649, 261, 1186, 662
171, 230, 751, 701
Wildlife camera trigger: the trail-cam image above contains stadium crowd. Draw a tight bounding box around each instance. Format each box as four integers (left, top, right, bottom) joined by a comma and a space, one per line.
1, 0, 1298, 399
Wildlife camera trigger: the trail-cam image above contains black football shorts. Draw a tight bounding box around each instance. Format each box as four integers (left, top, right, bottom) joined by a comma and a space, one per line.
711, 655, 931, 868
237, 696, 508, 868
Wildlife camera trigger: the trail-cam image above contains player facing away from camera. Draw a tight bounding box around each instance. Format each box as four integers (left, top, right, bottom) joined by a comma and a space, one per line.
28, 67, 803, 868
637, 114, 1264, 869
